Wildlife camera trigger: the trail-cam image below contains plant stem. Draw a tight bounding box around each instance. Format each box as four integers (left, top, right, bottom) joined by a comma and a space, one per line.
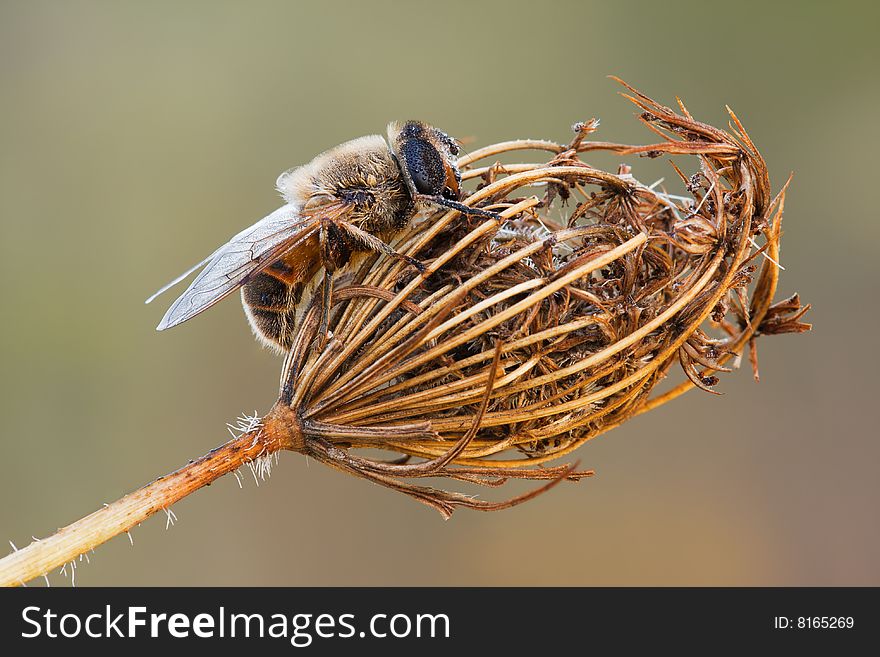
0, 406, 296, 587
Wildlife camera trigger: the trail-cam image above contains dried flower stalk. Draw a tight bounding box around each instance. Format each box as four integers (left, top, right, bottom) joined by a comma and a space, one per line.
0, 80, 810, 585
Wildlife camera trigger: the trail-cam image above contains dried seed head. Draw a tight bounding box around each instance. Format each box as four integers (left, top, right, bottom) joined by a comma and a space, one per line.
261, 80, 810, 517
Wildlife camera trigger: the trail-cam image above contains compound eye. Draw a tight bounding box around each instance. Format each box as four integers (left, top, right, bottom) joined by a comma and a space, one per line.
402, 138, 445, 195
434, 129, 460, 156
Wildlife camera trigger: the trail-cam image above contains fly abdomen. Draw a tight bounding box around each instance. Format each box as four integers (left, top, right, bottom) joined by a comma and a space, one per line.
240, 241, 321, 352
243, 261, 298, 311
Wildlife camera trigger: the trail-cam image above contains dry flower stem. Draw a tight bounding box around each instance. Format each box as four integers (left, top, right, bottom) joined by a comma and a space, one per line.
0, 423, 293, 588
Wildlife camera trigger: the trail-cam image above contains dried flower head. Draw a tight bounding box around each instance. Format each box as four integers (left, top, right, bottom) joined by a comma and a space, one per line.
261, 80, 811, 517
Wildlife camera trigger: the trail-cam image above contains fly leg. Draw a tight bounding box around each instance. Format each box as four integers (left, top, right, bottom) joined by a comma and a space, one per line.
334, 220, 427, 274
317, 222, 339, 345
417, 195, 503, 222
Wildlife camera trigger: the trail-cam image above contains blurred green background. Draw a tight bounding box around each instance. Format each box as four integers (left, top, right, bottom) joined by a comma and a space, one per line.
1, 0, 878, 586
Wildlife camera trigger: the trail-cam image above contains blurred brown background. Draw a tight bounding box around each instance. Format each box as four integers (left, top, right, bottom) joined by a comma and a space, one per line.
1, 0, 877, 586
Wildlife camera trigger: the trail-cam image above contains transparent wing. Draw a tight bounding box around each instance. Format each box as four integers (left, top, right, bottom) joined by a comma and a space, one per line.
149, 204, 321, 331
145, 251, 218, 306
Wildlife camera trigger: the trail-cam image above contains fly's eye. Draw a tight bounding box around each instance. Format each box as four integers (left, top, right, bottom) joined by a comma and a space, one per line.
435, 129, 459, 156
401, 138, 445, 195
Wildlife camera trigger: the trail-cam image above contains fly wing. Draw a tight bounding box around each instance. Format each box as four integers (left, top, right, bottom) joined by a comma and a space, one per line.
150, 204, 321, 331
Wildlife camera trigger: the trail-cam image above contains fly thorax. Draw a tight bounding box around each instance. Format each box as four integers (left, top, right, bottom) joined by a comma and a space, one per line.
336, 186, 377, 211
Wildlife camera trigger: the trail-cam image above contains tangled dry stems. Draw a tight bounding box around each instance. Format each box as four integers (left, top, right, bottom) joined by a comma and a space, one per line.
262, 80, 811, 517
